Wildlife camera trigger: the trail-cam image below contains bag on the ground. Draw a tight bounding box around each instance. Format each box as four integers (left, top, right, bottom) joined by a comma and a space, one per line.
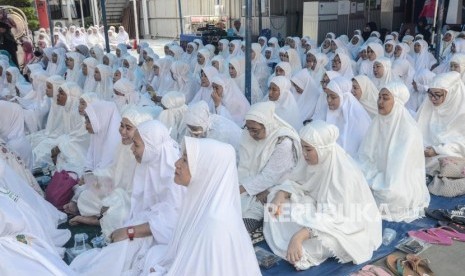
45, 170, 78, 210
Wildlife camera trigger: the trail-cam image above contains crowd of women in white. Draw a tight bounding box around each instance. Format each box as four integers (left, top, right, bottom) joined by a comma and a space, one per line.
0, 24, 465, 275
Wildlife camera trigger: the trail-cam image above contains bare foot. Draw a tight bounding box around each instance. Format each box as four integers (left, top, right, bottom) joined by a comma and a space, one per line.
69, 215, 100, 226
63, 202, 79, 215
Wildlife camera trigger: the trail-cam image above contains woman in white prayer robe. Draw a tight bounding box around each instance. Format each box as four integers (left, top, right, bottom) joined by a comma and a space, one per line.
239, 101, 301, 232
311, 71, 341, 121
32, 82, 89, 175
358, 43, 384, 78
267, 76, 302, 130
151, 58, 175, 97
2, 67, 25, 98
190, 66, 218, 111
218, 39, 230, 59
12, 80, 45, 134
449, 52, 465, 82
413, 40, 437, 71
210, 74, 250, 126
290, 69, 321, 122
331, 52, 354, 79
416, 71, 465, 176
322, 76, 371, 158
115, 43, 129, 67
103, 52, 119, 71
82, 57, 99, 92
306, 51, 328, 84
116, 26, 130, 46
70, 120, 185, 276
228, 40, 244, 60
372, 57, 400, 90
406, 68, 435, 112
192, 48, 212, 84
144, 137, 261, 276
264, 120, 381, 271
0, 158, 71, 256
65, 52, 85, 88
182, 42, 198, 70
252, 42, 272, 94
169, 60, 199, 103
358, 81, 430, 222
351, 74, 379, 118
0, 185, 76, 276
229, 56, 263, 104
183, 101, 242, 155
211, 54, 229, 76
94, 64, 114, 100
158, 91, 188, 143
46, 48, 67, 76
0, 101, 33, 170
122, 55, 145, 91
113, 78, 140, 111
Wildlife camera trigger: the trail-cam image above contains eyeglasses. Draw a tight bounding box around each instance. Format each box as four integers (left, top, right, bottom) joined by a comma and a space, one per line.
243, 125, 264, 135
427, 91, 445, 100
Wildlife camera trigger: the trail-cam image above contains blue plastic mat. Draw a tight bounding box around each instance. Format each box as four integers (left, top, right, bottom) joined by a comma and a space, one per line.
259, 194, 465, 275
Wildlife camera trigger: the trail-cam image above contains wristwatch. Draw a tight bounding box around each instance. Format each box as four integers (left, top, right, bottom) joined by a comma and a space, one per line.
127, 227, 135, 241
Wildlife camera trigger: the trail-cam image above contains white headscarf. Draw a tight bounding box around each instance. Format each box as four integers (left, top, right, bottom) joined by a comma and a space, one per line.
265, 121, 381, 266
358, 43, 384, 78
113, 78, 140, 111
407, 68, 435, 112
290, 69, 321, 122
286, 48, 302, 74
43, 76, 66, 136
46, 48, 67, 76
268, 37, 281, 62
116, 26, 129, 45
170, 61, 198, 103
358, 81, 430, 222
128, 120, 185, 245
211, 74, 250, 126
413, 40, 437, 71
190, 66, 218, 112
229, 56, 263, 104
353, 75, 379, 117
333, 52, 354, 79
238, 101, 301, 181
158, 91, 188, 142
65, 52, 85, 88
4, 67, 26, 97
95, 64, 114, 100
151, 58, 175, 96
325, 76, 371, 158
218, 39, 230, 59
84, 101, 121, 171
373, 57, 400, 90
307, 51, 328, 84
0, 101, 33, 169
416, 71, 465, 156
151, 137, 261, 276
268, 76, 302, 130
450, 52, 465, 82
82, 57, 99, 92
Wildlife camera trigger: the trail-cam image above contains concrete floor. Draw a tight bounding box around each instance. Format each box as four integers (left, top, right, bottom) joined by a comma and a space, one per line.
373, 241, 465, 275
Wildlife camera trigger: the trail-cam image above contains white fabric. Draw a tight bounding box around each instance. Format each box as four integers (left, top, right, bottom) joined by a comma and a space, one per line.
407, 68, 435, 112
373, 57, 400, 90
0, 101, 33, 169
84, 101, 121, 171
308, 52, 328, 84
65, 52, 85, 88
116, 27, 130, 45
151, 58, 175, 96
95, 64, 114, 101
82, 57, 99, 92
158, 91, 188, 143
358, 43, 384, 78
113, 78, 140, 111
252, 43, 271, 94
358, 81, 430, 222
353, 75, 379, 117
291, 69, 322, 121
211, 74, 250, 126
324, 77, 371, 158
146, 137, 261, 276
334, 52, 354, 79
416, 71, 465, 174
229, 56, 263, 104
190, 66, 218, 112
170, 61, 199, 104
413, 40, 437, 71
46, 48, 67, 76
268, 76, 302, 130
264, 121, 381, 268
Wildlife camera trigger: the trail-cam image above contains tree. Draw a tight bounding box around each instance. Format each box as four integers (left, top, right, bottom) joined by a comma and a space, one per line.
3, 0, 40, 31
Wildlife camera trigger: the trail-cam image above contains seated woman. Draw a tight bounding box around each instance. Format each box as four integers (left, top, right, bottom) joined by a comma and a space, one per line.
64, 101, 121, 217
0, 187, 76, 275
323, 76, 371, 158
158, 91, 188, 143
183, 101, 242, 155
290, 69, 322, 124
351, 75, 379, 118
210, 74, 250, 126
264, 120, 381, 271
239, 102, 301, 232
0, 101, 33, 170
229, 56, 263, 104
190, 66, 218, 112
267, 76, 302, 130
170, 60, 199, 103
372, 57, 399, 90
416, 71, 465, 176
70, 120, 185, 275
358, 81, 430, 222
144, 137, 261, 276
406, 68, 435, 113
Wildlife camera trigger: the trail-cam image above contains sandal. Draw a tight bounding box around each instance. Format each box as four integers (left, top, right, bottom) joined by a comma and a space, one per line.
386, 254, 417, 276
430, 226, 465, 242
405, 254, 434, 276
438, 220, 465, 234
408, 229, 452, 245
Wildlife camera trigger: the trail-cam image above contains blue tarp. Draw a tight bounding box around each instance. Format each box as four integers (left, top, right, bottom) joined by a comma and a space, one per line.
259, 194, 465, 276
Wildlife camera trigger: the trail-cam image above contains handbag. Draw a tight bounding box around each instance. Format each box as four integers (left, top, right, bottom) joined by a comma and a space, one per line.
45, 170, 78, 210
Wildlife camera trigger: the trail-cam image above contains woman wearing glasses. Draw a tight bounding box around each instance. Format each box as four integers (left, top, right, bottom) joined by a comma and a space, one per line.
416, 71, 465, 176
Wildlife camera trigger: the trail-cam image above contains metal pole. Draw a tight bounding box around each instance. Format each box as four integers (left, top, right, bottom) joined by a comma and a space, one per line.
245, 0, 252, 103
66, 0, 73, 24
258, 0, 262, 32
93, 0, 100, 26
132, 0, 140, 45
79, 0, 85, 27
100, 0, 110, 52
178, 0, 183, 35
141, 0, 150, 38
46, 0, 54, 46
434, 0, 445, 59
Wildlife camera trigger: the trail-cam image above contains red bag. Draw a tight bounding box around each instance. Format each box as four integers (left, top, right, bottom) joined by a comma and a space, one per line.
45, 170, 78, 211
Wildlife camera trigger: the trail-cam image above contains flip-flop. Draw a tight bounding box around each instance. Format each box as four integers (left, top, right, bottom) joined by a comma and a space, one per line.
405, 254, 434, 276
386, 254, 417, 276
408, 229, 452, 245
430, 226, 465, 242
438, 220, 465, 234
